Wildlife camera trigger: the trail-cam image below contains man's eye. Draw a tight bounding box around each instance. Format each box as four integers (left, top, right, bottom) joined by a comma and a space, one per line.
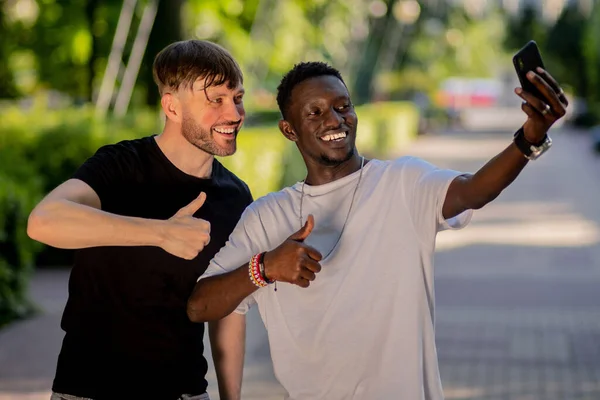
309, 110, 320, 116
235, 96, 244, 104
211, 98, 222, 104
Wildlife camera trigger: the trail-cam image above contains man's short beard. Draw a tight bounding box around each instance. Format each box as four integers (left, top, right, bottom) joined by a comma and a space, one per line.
319, 147, 355, 166
181, 114, 236, 157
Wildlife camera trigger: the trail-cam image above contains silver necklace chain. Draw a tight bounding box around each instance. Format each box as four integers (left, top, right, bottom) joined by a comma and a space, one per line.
299, 156, 365, 259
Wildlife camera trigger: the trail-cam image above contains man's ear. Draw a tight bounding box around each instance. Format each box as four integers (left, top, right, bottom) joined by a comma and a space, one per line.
161, 92, 181, 123
278, 119, 297, 142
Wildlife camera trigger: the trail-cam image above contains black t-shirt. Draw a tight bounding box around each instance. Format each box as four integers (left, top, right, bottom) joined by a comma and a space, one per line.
52, 136, 252, 399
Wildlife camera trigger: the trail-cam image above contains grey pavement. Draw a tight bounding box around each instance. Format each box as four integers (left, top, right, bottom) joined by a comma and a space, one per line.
1, 126, 600, 400
410, 129, 600, 400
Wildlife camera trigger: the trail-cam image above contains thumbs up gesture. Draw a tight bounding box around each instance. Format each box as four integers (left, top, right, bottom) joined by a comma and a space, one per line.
262, 215, 323, 288
159, 192, 211, 260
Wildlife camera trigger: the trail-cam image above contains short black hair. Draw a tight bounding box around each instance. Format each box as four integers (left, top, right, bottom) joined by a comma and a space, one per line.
276, 61, 346, 119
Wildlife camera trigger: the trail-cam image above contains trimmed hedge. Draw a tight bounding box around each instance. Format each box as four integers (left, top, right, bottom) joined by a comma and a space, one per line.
0, 105, 161, 326
0, 101, 418, 327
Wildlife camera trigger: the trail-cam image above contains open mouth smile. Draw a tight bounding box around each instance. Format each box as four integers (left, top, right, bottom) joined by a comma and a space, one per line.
320, 131, 347, 142
213, 126, 238, 136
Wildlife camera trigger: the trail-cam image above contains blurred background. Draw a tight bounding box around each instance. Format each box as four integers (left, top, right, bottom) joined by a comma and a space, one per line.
1, 0, 600, 399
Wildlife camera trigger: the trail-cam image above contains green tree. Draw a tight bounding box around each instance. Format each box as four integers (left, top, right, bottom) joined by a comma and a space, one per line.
352, 0, 399, 104
0, 1, 19, 98
142, 0, 184, 107
581, 1, 600, 105
182, 0, 362, 106
27, 0, 92, 100
84, 0, 100, 102
545, 5, 590, 99
503, 4, 546, 51
375, 4, 509, 101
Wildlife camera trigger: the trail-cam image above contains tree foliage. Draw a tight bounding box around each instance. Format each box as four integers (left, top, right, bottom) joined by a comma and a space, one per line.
0, 0, 597, 112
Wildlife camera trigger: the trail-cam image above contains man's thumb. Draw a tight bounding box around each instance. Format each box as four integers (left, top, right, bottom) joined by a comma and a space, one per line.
289, 214, 314, 242
176, 192, 207, 217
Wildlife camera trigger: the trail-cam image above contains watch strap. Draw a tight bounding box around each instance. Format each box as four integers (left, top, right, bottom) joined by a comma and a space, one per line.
513, 127, 547, 157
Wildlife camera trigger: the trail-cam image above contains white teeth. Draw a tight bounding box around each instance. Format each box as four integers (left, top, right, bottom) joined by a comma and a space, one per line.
321, 132, 347, 142
214, 127, 235, 134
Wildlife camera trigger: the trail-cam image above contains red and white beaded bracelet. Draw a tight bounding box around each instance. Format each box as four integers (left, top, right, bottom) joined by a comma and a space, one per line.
248, 252, 275, 288
249, 253, 266, 287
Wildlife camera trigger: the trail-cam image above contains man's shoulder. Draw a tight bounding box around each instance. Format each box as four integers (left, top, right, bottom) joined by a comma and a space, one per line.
384, 155, 439, 173
92, 135, 154, 160
389, 155, 425, 166
74, 137, 155, 182
363, 156, 442, 189
367, 156, 426, 172
244, 186, 295, 215
213, 160, 253, 200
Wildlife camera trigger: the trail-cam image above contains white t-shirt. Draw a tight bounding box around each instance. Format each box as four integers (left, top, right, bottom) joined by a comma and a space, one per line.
201, 157, 472, 400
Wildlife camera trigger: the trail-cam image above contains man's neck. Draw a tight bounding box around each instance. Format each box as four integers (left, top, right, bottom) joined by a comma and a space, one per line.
155, 128, 214, 179
304, 153, 363, 186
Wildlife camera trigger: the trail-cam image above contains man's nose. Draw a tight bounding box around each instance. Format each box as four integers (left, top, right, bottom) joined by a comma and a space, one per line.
224, 101, 242, 122
323, 108, 344, 128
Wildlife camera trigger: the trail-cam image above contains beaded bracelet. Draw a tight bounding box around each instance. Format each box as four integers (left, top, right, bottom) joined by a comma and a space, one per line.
248, 253, 267, 288
248, 252, 275, 288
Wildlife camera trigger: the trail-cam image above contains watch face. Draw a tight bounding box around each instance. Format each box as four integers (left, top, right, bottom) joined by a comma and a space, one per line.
527, 138, 552, 160
529, 147, 543, 160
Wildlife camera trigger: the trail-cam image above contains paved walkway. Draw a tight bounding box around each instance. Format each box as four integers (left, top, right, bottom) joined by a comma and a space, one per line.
1, 128, 599, 400
411, 130, 600, 400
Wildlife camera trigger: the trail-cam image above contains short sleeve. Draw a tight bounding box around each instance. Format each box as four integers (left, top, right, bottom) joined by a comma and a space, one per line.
399, 157, 472, 239
199, 205, 270, 314
72, 143, 136, 207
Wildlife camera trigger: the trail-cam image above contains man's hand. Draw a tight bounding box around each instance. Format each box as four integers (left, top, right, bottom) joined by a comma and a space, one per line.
159, 192, 211, 260
515, 67, 569, 143
262, 214, 322, 288
187, 215, 323, 323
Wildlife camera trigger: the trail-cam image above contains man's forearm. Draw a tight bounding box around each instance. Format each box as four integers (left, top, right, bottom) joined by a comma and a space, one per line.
27, 199, 164, 249
187, 266, 258, 322
470, 142, 529, 205
466, 142, 528, 209
444, 142, 528, 219
209, 313, 246, 400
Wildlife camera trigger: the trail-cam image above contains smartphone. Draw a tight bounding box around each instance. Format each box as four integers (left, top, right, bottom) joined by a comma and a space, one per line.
512, 40, 547, 102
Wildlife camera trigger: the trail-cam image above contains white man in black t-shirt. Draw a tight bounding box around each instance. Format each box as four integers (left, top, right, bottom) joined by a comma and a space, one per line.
27, 40, 252, 400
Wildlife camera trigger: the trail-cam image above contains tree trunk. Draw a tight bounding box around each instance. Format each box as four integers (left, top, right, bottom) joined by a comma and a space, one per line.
351, 0, 398, 104
143, 0, 184, 107
86, 0, 100, 102
0, 1, 17, 98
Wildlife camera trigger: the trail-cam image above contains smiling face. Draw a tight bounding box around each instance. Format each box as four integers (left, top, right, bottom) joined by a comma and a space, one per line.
178, 77, 245, 156
279, 75, 358, 166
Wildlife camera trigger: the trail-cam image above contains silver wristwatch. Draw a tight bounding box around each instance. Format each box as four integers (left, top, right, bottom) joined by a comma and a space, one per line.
513, 127, 552, 160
